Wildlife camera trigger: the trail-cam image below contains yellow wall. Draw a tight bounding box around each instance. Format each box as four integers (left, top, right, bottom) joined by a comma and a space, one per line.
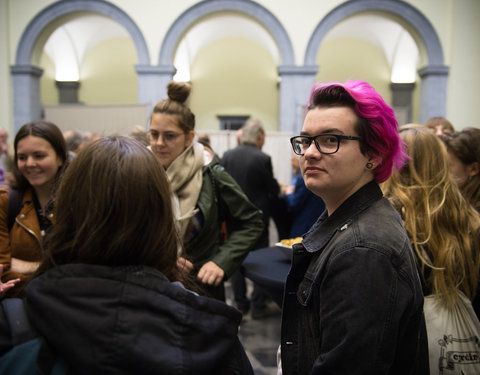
79, 37, 137, 105
112, 0, 197, 66
39, 37, 138, 106
3, 0, 480, 133
315, 37, 392, 103
39, 52, 57, 105
445, 0, 480, 128
189, 37, 279, 131
6, 0, 53, 62
0, 0, 11, 133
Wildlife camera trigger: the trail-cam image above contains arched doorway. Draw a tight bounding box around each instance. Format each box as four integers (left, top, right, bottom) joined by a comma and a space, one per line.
11, 0, 149, 133
154, 0, 297, 132
305, 0, 448, 124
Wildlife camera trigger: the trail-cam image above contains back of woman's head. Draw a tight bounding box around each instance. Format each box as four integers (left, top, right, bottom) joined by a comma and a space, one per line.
443, 127, 480, 207
40, 136, 181, 281
12, 120, 68, 191
382, 124, 480, 305
151, 81, 195, 134
395, 124, 451, 188
307, 80, 406, 183
424, 116, 454, 134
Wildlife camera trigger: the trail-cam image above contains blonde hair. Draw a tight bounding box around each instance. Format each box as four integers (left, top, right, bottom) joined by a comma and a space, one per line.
382, 124, 480, 306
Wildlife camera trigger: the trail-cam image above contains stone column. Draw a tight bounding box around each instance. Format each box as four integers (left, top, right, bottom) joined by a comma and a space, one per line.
11, 65, 43, 134
418, 65, 449, 123
135, 64, 176, 117
277, 65, 318, 134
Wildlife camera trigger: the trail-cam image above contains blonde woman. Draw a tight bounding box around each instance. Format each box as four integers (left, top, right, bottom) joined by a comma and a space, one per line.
382, 124, 480, 314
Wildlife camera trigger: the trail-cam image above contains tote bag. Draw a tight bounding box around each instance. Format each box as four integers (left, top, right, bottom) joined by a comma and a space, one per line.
424, 291, 480, 374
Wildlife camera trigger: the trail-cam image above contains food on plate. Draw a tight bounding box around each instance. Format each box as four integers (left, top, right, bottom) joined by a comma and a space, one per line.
279, 237, 303, 247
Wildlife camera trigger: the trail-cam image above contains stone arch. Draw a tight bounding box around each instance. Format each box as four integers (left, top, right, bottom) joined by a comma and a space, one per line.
154, 0, 297, 132
304, 0, 448, 123
158, 0, 294, 66
11, 0, 149, 132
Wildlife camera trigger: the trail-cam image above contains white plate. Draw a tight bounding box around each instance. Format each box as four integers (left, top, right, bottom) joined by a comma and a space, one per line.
275, 242, 292, 249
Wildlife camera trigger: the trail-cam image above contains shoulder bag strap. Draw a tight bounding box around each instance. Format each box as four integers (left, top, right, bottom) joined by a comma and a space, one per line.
7, 189, 22, 231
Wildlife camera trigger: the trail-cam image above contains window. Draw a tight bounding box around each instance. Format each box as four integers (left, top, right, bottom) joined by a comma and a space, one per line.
217, 115, 250, 130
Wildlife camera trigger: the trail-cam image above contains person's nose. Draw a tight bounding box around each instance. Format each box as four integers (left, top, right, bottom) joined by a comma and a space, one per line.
304, 140, 320, 159
25, 156, 36, 167
155, 134, 166, 146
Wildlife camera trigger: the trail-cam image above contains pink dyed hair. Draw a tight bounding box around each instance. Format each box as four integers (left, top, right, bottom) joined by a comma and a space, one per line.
306, 80, 407, 183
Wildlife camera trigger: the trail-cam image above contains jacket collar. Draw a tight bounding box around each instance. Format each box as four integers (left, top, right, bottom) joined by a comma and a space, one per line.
301, 180, 383, 253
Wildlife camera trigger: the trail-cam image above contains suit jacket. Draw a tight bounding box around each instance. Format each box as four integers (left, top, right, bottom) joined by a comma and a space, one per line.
221, 143, 280, 247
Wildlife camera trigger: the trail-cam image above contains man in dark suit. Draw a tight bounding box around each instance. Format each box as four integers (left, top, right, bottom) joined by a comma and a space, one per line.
221, 120, 282, 318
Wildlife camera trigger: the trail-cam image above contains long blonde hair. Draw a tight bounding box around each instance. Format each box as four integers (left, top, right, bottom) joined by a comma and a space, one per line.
382, 124, 480, 306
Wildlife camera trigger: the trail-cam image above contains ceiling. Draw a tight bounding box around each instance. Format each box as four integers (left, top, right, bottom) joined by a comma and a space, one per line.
44, 12, 419, 83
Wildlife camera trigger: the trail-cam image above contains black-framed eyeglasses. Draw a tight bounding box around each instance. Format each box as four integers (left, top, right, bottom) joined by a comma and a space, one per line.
290, 134, 363, 155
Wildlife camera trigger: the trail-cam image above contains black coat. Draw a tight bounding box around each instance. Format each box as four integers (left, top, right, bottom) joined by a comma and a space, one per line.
0, 264, 253, 375
221, 143, 281, 246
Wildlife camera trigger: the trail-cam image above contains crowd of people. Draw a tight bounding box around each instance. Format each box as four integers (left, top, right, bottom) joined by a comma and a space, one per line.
0, 78, 479, 374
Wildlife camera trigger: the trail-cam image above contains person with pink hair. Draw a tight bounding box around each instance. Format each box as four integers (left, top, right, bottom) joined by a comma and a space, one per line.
280, 80, 428, 374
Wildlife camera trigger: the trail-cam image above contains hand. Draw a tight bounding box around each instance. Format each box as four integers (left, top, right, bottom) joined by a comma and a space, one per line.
177, 256, 194, 274
282, 185, 295, 195
0, 264, 20, 297
197, 261, 224, 286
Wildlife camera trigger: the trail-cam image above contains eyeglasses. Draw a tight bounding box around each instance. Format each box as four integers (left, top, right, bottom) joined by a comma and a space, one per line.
290, 134, 362, 155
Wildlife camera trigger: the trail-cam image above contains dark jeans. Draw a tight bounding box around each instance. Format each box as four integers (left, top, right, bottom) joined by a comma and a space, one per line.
232, 235, 269, 311
231, 269, 267, 310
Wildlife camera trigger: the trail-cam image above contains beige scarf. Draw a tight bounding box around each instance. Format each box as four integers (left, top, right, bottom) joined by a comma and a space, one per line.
166, 141, 204, 241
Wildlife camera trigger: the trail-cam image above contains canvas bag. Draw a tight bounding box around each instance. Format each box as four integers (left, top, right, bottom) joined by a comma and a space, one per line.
424, 291, 480, 374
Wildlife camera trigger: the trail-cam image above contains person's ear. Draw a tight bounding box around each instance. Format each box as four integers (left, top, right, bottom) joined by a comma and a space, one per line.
367, 155, 383, 170
468, 161, 480, 177
185, 131, 195, 147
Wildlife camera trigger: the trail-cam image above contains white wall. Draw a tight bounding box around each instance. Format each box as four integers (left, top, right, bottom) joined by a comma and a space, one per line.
43, 104, 149, 136
203, 130, 293, 186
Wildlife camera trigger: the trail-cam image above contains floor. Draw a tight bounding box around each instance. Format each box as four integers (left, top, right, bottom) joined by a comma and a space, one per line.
225, 280, 281, 375
225, 221, 283, 375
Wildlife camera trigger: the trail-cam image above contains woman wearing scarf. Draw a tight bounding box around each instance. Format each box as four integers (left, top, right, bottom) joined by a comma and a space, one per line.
149, 81, 263, 300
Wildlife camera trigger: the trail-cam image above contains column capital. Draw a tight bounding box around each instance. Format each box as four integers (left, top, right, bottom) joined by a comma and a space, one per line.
418, 65, 449, 78
10, 64, 43, 77
135, 64, 176, 75
277, 65, 318, 76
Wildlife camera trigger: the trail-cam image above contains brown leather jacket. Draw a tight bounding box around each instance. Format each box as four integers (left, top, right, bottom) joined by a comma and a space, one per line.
0, 188, 55, 297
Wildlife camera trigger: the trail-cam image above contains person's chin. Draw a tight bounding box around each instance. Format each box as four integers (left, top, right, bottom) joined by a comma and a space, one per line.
29, 180, 46, 189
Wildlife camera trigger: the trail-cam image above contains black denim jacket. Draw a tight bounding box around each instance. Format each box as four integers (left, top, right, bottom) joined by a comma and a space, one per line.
280, 181, 429, 375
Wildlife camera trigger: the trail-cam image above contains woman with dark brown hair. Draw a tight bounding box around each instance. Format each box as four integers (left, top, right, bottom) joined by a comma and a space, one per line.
0, 120, 68, 297
0, 136, 253, 374
442, 127, 480, 211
